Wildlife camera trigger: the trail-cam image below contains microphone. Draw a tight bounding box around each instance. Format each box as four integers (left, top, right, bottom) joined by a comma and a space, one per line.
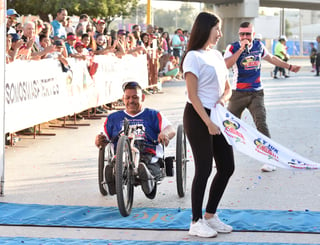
244, 44, 249, 54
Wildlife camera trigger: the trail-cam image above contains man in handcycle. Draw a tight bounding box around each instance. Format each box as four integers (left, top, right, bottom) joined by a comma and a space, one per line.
95, 81, 176, 198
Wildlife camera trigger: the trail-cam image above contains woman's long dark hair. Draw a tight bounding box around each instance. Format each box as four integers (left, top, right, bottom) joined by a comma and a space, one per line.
180, 12, 221, 72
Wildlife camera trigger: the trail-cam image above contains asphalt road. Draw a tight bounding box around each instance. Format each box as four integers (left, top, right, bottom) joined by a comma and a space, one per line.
2, 58, 320, 244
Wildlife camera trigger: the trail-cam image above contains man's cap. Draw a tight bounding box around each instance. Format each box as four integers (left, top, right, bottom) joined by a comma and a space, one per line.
122, 81, 142, 91
10, 33, 21, 42
117, 29, 126, 35
53, 39, 64, 47
279, 35, 287, 41
67, 33, 76, 40
97, 19, 105, 25
75, 41, 85, 48
7, 9, 20, 17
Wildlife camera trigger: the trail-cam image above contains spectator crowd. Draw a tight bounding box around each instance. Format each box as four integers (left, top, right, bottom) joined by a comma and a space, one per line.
6, 8, 190, 81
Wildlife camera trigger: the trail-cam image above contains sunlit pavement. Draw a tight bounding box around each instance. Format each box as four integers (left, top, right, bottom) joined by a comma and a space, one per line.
2, 57, 320, 243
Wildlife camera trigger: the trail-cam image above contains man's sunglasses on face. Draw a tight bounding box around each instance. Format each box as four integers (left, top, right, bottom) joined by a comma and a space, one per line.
239, 32, 252, 36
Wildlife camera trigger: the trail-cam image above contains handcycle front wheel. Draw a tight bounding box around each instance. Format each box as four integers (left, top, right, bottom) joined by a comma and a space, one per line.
115, 135, 134, 217
98, 146, 108, 196
176, 124, 187, 197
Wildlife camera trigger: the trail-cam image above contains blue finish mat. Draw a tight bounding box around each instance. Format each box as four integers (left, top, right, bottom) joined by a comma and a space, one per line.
1, 202, 320, 233
0, 238, 319, 245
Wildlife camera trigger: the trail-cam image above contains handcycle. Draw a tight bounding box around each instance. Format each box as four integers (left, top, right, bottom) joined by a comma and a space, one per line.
98, 118, 187, 217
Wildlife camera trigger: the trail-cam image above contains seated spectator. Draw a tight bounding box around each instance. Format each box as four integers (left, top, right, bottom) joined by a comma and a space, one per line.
163, 55, 180, 79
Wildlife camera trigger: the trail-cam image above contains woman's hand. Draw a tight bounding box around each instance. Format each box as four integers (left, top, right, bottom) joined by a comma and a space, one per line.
207, 121, 220, 135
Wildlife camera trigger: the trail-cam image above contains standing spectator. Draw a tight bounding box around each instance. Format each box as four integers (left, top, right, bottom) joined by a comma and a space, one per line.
315, 36, 320, 77
65, 32, 86, 60
141, 32, 150, 49
64, 17, 74, 33
6, 9, 20, 34
224, 22, 300, 172
181, 12, 234, 238
146, 24, 154, 36
51, 8, 68, 40
132, 24, 141, 33
75, 41, 89, 56
94, 19, 106, 39
21, 21, 55, 59
40, 22, 53, 38
81, 33, 94, 52
74, 14, 89, 40
7, 33, 23, 62
171, 29, 183, 64
309, 42, 317, 72
15, 22, 23, 37
160, 32, 169, 54
273, 35, 289, 79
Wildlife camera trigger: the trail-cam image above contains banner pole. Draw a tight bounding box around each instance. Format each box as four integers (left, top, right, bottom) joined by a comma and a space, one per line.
0, 0, 5, 196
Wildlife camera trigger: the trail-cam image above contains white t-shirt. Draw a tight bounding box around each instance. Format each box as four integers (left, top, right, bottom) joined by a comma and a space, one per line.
183, 49, 228, 109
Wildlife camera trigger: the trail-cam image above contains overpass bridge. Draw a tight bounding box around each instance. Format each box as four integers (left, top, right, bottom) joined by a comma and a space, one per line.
165, 0, 320, 10
160, 0, 320, 51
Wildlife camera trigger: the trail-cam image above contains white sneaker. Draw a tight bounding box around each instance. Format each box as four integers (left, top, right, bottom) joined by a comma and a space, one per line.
205, 214, 232, 233
188, 219, 217, 238
261, 164, 276, 172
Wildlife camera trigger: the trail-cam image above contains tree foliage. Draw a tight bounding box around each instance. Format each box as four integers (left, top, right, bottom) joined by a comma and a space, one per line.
7, 0, 138, 24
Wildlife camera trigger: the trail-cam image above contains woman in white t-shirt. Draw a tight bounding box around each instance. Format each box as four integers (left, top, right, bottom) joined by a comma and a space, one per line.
181, 12, 234, 238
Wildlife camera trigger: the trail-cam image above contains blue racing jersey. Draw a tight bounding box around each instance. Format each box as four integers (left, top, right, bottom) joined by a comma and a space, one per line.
103, 108, 163, 156
224, 40, 269, 91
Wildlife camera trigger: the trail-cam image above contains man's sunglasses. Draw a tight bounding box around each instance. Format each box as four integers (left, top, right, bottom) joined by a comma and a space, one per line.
239, 32, 252, 36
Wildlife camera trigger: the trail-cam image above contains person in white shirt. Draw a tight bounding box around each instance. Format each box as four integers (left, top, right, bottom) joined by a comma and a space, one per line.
181, 12, 234, 238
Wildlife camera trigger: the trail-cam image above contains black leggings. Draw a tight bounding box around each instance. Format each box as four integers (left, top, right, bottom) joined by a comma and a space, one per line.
183, 103, 235, 222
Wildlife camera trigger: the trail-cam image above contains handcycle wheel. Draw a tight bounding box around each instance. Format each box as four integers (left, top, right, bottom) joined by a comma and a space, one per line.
176, 124, 187, 197
115, 135, 134, 217
98, 145, 108, 196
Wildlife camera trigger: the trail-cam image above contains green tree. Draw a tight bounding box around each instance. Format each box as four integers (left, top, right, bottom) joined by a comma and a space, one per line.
7, 0, 138, 30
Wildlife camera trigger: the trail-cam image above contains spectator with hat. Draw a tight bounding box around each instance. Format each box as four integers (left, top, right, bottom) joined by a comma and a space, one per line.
51, 8, 68, 40
65, 32, 77, 55
75, 41, 89, 56
273, 35, 290, 79
94, 19, 106, 39
6, 9, 20, 34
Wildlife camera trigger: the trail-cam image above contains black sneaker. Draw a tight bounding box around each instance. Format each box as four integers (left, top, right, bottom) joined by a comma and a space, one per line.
105, 164, 116, 195
273, 76, 278, 79
138, 163, 154, 195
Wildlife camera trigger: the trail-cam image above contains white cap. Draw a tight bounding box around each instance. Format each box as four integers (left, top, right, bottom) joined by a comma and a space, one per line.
255, 33, 262, 40
279, 35, 287, 41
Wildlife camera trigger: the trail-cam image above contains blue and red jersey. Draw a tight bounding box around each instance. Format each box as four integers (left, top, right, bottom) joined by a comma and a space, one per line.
225, 40, 268, 91
103, 108, 162, 156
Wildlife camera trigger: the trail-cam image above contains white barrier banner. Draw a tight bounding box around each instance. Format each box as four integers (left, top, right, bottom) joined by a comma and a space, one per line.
5, 54, 148, 133
210, 104, 320, 170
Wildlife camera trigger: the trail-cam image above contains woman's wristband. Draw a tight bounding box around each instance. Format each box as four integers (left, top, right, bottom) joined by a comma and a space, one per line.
288, 64, 292, 71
